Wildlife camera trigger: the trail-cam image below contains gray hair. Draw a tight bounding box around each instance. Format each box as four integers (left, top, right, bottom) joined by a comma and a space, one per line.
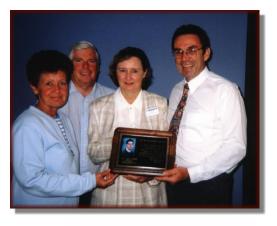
68, 40, 100, 61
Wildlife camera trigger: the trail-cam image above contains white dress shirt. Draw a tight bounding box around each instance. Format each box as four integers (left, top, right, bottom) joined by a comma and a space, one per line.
168, 67, 247, 183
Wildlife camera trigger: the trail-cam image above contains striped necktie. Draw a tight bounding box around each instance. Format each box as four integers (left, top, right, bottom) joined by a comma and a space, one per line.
169, 83, 189, 135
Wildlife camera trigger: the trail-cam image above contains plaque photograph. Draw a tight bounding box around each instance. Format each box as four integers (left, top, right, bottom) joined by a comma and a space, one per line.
109, 127, 176, 176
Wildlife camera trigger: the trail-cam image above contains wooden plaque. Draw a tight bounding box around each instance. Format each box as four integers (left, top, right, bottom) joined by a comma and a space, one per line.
109, 127, 176, 176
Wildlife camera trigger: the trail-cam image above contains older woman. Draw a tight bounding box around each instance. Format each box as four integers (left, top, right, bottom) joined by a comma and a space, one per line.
12, 50, 116, 207
88, 47, 168, 207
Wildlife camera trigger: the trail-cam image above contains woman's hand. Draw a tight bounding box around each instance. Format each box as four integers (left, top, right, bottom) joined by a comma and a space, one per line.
96, 169, 118, 188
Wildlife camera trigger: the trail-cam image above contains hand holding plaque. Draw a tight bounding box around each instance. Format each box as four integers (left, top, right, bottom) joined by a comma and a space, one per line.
109, 127, 176, 176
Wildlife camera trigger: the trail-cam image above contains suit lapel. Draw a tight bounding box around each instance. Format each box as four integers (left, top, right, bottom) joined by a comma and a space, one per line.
101, 95, 115, 137
140, 91, 157, 130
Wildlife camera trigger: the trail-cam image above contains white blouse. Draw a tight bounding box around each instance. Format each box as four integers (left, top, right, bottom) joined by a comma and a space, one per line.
113, 88, 142, 129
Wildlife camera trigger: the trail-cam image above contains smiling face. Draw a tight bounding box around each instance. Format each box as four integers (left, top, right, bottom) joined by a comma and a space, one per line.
71, 47, 98, 89
116, 56, 146, 97
173, 34, 211, 81
31, 71, 68, 117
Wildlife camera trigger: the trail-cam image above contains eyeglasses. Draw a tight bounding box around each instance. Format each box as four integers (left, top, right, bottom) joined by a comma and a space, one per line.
173, 46, 203, 58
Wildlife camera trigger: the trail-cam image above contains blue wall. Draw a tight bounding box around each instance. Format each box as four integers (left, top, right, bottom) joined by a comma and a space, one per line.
12, 11, 247, 205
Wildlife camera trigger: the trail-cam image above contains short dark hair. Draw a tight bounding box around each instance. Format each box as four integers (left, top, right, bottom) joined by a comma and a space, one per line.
26, 50, 73, 87
109, 47, 152, 90
171, 24, 211, 52
126, 138, 134, 144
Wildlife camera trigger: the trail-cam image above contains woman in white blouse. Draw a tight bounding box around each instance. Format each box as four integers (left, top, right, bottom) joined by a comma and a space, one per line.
88, 47, 168, 207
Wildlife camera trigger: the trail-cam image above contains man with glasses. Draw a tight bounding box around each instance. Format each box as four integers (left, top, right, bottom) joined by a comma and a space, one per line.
156, 24, 247, 206
59, 41, 114, 206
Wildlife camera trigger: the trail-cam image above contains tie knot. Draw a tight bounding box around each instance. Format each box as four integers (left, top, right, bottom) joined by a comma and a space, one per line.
184, 83, 189, 90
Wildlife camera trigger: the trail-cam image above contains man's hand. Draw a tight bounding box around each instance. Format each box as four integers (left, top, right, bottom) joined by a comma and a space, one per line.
155, 166, 189, 184
96, 169, 118, 188
124, 174, 153, 183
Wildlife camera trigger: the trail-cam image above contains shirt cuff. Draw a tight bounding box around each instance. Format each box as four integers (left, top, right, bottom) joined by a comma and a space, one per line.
91, 173, 97, 189
81, 172, 97, 191
187, 165, 203, 183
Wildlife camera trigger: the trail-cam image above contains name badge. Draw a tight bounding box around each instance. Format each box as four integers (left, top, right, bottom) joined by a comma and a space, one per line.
145, 106, 159, 117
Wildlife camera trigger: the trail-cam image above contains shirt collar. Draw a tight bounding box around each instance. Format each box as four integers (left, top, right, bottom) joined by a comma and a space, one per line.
184, 67, 209, 94
114, 88, 142, 111
69, 80, 98, 98
69, 81, 78, 94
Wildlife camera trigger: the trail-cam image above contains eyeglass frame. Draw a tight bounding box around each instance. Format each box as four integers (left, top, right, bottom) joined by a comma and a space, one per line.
172, 45, 204, 58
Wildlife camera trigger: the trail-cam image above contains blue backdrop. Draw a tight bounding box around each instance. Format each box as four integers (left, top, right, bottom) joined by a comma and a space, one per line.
12, 11, 248, 206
